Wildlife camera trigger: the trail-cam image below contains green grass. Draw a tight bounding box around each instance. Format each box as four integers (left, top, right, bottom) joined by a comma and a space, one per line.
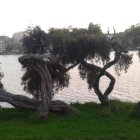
0, 100, 140, 140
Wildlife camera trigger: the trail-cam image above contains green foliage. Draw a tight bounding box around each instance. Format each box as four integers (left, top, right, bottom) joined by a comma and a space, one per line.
0, 65, 3, 89
47, 61, 70, 91
48, 24, 111, 65
47, 28, 71, 57
119, 23, 140, 48
21, 26, 71, 96
47, 24, 111, 92
88, 23, 102, 34
22, 26, 48, 54
114, 54, 133, 76
21, 23, 112, 97
78, 64, 96, 89
21, 62, 70, 96
22, 67, 41, 99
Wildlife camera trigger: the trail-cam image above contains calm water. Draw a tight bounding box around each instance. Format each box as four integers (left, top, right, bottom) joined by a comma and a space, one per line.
0, 51, 140, 107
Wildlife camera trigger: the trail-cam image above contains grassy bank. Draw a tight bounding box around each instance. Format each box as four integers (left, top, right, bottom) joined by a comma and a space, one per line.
0, 100, 140, 140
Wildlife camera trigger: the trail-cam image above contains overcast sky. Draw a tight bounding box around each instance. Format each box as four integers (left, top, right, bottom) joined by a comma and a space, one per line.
0, 0, 140, 37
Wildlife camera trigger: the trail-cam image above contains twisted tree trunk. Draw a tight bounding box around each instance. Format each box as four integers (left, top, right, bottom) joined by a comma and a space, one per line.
0, 90, 37, 109
0, 54, 77, 118
18, 55, 53, 118
81, 61, 116, 105
0, 90, 75, 115
81, 30, 128, 105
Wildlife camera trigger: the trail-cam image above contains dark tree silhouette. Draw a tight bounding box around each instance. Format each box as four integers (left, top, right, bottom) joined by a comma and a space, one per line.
21, 25, 132, 106
0, 24, 132, 119
0, 27, 75, 119
79, 29, 132, 105
0, 72, 3, 89
118, 23, 140, 49
22, 26, 48, 54
20, 26, 75, 118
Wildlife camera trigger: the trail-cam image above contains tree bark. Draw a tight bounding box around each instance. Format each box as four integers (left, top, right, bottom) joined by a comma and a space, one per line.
92, 52, 122, 105
0, 90, 75, 115
93, 71, 115, 105
18, 54, 53, 118
81, 61, 115, 105
0, 54, 78, 118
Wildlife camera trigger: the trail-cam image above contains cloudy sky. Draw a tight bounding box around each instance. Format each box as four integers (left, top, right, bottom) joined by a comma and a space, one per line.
0, 0, 140, 37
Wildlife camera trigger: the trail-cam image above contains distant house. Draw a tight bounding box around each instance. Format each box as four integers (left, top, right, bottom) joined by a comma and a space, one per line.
12, 31, 27, 45
0, 36, 13, 54
0, 31, 28, 54
11, 31, 28, 53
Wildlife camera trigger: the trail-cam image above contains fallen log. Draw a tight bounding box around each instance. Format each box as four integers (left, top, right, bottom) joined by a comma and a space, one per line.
0, 90, 75, 115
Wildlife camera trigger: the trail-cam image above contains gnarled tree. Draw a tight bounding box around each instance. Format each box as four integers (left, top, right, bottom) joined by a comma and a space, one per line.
0, 26, 75, 119
20, 26, 77, 118
47, 25, 132, 105
0, 24, 133, 119
80, 30, 132, 105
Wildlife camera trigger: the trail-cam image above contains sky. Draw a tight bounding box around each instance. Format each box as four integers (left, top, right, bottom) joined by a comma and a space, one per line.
0, 0, 140, 37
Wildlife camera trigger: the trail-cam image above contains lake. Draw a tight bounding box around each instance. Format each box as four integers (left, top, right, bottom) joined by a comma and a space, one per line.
0, 51, 140, 107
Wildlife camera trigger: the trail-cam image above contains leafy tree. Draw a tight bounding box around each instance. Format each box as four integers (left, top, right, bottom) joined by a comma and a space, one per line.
48, 24, 110, 65
0, 72, 3, 89
119, 24, 140, 49
47, 25, 132, 105
21, 27, 70, 99
22, 26, 48, 54
20, 26, 75, 118
21, 24, 132, 106
0, 63, 3, 89
88, 23, 102, 34
47, 26, 105, 104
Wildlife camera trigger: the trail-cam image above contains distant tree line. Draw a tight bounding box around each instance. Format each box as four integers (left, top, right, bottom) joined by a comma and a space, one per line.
118, 23, 140, 49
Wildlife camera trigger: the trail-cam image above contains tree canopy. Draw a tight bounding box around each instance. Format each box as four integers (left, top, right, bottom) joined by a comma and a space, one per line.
0, 23, 133, 118
21, 23, 132, 107
47, 24, 111, 65
22, 26, 48, 54
21, 24, 112, 98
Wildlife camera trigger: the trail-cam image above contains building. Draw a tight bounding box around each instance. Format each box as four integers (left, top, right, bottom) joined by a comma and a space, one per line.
0, 36, 13, 54
12, 31, 27, 45
11, 31, 28, 53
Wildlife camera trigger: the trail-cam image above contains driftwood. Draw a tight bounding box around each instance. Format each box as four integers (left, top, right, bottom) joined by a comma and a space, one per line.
0, 90, 75, 115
